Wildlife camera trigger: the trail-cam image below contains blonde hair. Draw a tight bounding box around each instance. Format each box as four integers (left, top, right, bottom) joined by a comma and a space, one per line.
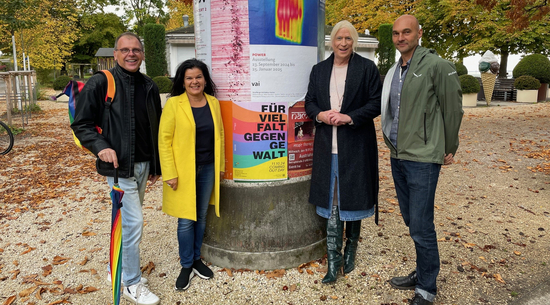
330, 20, 358, 51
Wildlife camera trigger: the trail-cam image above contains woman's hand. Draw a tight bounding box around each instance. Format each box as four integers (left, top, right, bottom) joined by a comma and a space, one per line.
165, 177, 178, 190
327, 112, 352, 126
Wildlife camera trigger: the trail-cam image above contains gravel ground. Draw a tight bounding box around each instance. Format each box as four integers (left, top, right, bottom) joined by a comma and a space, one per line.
0, 100, 549, 305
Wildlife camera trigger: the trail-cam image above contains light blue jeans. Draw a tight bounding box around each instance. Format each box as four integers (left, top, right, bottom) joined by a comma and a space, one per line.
178, 162, 215, 268
316, 154, 374, 221
107, 162, 150, 286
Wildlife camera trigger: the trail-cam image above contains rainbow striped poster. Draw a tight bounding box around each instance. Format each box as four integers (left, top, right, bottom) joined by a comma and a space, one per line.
233, 102, 288, 181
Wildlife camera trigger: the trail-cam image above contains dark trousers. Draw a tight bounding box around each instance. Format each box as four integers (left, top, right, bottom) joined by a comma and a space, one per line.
391, 158, 441, 297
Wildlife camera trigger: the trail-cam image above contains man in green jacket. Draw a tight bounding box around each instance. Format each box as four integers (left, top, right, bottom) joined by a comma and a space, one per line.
381, 15, 463, 305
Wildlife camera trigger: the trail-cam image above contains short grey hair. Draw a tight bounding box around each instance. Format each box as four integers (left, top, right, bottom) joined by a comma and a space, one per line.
330, 20, 358, 51
114, 32, 144, 50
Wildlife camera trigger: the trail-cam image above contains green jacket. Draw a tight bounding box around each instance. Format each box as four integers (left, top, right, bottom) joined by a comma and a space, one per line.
381, 46, 463, 164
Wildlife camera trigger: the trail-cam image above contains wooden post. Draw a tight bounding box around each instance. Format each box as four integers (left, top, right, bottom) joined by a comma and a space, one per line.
5, 74, 12, 126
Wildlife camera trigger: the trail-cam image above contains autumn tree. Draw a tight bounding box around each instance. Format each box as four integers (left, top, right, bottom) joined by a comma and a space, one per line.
165, 0, 194, 31
325, 0, 414, 36
0, 0, 40, 55
71, 13, 127, 76
415, 0, 477, 61
1, 0, 79, 74
119, 0, 168, 36
417, 0, 550, 77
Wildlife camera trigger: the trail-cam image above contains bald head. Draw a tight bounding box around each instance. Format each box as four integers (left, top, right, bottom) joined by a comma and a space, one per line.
392, 14, 423, 62
394, 15, 420, 31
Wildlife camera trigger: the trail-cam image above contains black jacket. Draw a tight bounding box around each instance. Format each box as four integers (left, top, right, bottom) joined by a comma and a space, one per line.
71, 64, 162, 178
305, 53, 381, 212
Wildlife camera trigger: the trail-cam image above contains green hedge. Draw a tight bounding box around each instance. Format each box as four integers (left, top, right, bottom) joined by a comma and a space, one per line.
514, 75, 541, 90
513, 54, 550, 84
53, 76, 72, 90
455, 62, 468, 76
153, 76, 173, 93
377, 24, 395, 76
144, 24, 168, 78
459, 74, 480, 94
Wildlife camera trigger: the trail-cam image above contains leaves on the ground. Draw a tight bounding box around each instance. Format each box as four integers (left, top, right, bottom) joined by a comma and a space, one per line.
19, 286, 38, 297
2, 295, 16, 305
42, 265, 53, 277
265, 269, 285, 279
141, 261, 155, 275
78, 256, 88, 266
52, 256, 70, 265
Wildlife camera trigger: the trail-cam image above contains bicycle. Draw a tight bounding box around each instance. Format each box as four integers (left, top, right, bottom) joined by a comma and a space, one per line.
0, 120, 14, 155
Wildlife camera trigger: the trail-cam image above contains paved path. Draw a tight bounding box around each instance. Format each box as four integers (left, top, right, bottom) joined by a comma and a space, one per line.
509, 277, 550, 305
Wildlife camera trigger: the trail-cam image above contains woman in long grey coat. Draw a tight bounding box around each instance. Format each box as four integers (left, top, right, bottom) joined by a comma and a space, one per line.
304, 20, 382, 283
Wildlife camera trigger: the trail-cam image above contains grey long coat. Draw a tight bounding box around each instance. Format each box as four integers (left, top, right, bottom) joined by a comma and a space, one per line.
305, 53, 381, 215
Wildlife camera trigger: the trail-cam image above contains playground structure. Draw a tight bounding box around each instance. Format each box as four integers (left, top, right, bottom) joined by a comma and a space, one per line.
0, 70, 37, 127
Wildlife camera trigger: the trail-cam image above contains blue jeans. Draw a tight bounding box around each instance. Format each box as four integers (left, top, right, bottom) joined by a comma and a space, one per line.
316, 154, 374, 221
178, 162, 215, 268
107, 161, 150, 286
391, 158, 441, 301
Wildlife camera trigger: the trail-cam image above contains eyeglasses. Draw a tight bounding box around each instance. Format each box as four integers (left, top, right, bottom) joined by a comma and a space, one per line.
116, 48, 143, 55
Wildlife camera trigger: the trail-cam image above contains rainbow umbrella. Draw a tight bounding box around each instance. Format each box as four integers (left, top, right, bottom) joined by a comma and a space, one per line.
110, 169, 124, 305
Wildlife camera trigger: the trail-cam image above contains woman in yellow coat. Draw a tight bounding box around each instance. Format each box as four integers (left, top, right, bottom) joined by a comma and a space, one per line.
158, 59, 225, 291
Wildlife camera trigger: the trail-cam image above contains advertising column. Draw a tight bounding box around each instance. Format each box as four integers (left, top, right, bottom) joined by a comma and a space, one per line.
198, 0, 326, 270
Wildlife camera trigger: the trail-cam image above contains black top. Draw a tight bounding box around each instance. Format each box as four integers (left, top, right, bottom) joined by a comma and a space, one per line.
120, 67, 151, 163
192, 103, 215, 165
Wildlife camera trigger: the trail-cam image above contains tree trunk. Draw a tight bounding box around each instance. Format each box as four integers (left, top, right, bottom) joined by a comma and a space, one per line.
499, 50, 509, 78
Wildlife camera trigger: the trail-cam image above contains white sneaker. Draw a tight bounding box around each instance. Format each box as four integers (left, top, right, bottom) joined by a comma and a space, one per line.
123, 283, 160, 305
107, 271, 149, 285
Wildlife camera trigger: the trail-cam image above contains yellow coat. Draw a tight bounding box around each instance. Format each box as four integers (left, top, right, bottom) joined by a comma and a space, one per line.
158, 93, 225, 220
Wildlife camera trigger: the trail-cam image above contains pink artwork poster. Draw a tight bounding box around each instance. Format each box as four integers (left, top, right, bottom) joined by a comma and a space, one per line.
288, 101, 314, 178
210, 0, 251, 103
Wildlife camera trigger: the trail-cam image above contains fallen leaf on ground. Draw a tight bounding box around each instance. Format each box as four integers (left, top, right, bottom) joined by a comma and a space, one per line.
3, 295, 16, 305
265, 269, 285, 279
21, 246, 36, 255
19, 285, 38, 297
78, 256, 88, 266
494, 274, 505, 284
141, 261, 155, 275
78, 286, 98, 293
42, 265, 53, 277
52, 256, 70, 265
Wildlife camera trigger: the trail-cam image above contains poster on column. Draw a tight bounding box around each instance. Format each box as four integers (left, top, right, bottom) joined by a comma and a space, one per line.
288, 101, 314, 178
233, 102, 287, 181
248, 0, 319, 103
194, 0, 212, 69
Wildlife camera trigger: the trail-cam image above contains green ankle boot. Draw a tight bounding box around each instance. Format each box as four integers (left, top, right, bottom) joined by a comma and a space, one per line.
322, 205, 344, 283
343, 220, 361, 274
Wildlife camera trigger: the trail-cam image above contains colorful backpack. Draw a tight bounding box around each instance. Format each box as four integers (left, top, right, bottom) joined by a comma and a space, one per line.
58, 70, 116, 151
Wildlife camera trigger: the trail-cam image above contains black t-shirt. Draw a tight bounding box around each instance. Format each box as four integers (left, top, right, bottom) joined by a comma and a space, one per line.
120, 67, 151, 162
191, 103, 215, 165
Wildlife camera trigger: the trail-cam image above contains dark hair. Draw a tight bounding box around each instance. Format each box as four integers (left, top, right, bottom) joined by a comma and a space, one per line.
171, 59, 217, 97
114, 32, 144, 50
